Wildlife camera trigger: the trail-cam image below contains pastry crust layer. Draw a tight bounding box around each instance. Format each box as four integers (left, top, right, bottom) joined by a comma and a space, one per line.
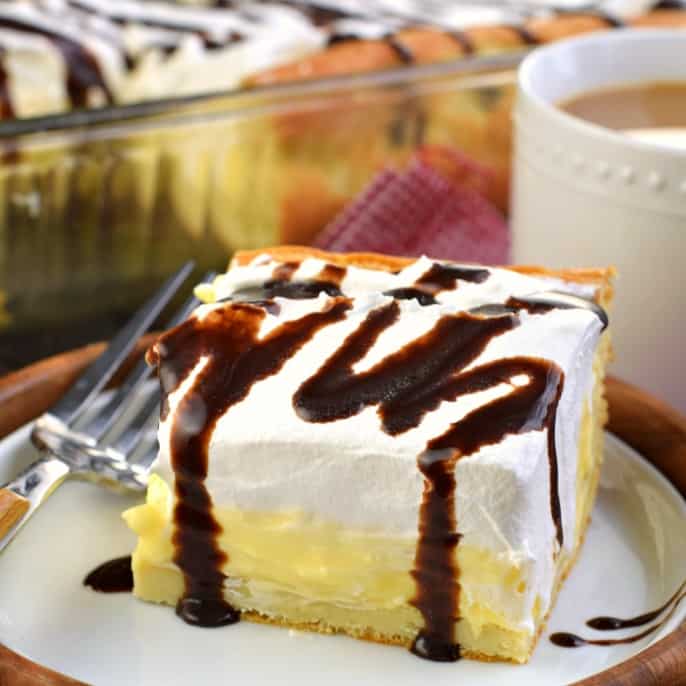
233, 245, 615, 306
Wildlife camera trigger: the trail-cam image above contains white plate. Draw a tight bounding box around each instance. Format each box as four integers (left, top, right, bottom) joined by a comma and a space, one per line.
0, 428, 684, 685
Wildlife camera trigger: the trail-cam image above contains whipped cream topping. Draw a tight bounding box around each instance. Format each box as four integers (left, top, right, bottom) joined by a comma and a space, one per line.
204, 253, 596, 306
156, 254, 604, 636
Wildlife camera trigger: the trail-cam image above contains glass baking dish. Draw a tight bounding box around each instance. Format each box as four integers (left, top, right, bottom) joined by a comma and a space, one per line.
0, 51, 523, 371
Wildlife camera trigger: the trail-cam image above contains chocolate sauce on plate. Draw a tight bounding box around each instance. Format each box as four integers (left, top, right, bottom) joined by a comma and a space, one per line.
84, 555, 133, 593
551, 579, 686, 648
587, 579, 686, 630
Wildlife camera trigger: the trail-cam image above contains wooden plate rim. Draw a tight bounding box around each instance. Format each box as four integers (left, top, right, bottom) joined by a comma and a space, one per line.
0, 341, 684, 686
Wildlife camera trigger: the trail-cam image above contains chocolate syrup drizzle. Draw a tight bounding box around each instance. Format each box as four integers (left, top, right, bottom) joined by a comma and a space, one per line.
416, 262, 491, 293
328, 32, 414, 63
444, 30, 475, 55
383, 287, 437, 306
293, 301, 565, 660
226, 262, 346, 306
0, 15, 112, 107
551, 579, 686, 648
0, 49, 14, 118
271, 261, 299, 281
149, 299, 351, 627
236, 279, 343, 301
69, 0, 245, 52
294, 3, 351, 26
383, 35, 414, 63
383, 262, 491, 307
317, 263, 347, 286
506, 296, 555, 316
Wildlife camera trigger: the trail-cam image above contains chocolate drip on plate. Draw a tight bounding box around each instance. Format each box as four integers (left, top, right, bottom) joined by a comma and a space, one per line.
588, 578, 686, 629
551, 579, 686, 648
416, 262, 490, 294
149, 299, 351, 628
295, 303, 566, 659
84, 556, 133, 593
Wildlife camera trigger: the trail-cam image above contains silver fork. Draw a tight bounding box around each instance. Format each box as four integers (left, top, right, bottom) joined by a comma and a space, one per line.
0, 262, 209, 554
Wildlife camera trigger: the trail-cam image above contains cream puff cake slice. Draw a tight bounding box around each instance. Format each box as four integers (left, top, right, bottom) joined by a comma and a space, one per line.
124, 247, 613, 663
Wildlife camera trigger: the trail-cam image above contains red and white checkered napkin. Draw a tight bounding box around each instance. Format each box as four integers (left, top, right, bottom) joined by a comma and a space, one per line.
313, 156, 509, 264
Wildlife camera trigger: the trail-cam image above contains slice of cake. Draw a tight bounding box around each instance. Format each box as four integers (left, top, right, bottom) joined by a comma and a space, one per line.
124, 246, 613, 663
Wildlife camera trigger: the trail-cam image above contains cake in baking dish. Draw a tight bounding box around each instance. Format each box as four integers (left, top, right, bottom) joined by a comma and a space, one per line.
0, 0, 683, 119
124, 247, 613, 663
0, 0, 682, 305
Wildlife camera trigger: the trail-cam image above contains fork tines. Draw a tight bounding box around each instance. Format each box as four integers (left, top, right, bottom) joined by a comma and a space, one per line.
36, 263, 214, 481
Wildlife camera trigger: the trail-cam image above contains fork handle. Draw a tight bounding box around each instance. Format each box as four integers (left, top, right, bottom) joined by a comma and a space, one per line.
0, 455, 70, 554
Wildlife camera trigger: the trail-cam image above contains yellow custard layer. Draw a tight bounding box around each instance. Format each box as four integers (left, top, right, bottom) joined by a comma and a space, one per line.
124, 475, 544, 660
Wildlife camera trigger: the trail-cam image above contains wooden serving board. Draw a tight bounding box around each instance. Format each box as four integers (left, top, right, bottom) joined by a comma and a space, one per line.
0, 342, 684, 686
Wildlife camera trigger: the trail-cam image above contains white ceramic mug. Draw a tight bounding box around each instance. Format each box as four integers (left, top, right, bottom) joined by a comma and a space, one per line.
513, 29, 686, 413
